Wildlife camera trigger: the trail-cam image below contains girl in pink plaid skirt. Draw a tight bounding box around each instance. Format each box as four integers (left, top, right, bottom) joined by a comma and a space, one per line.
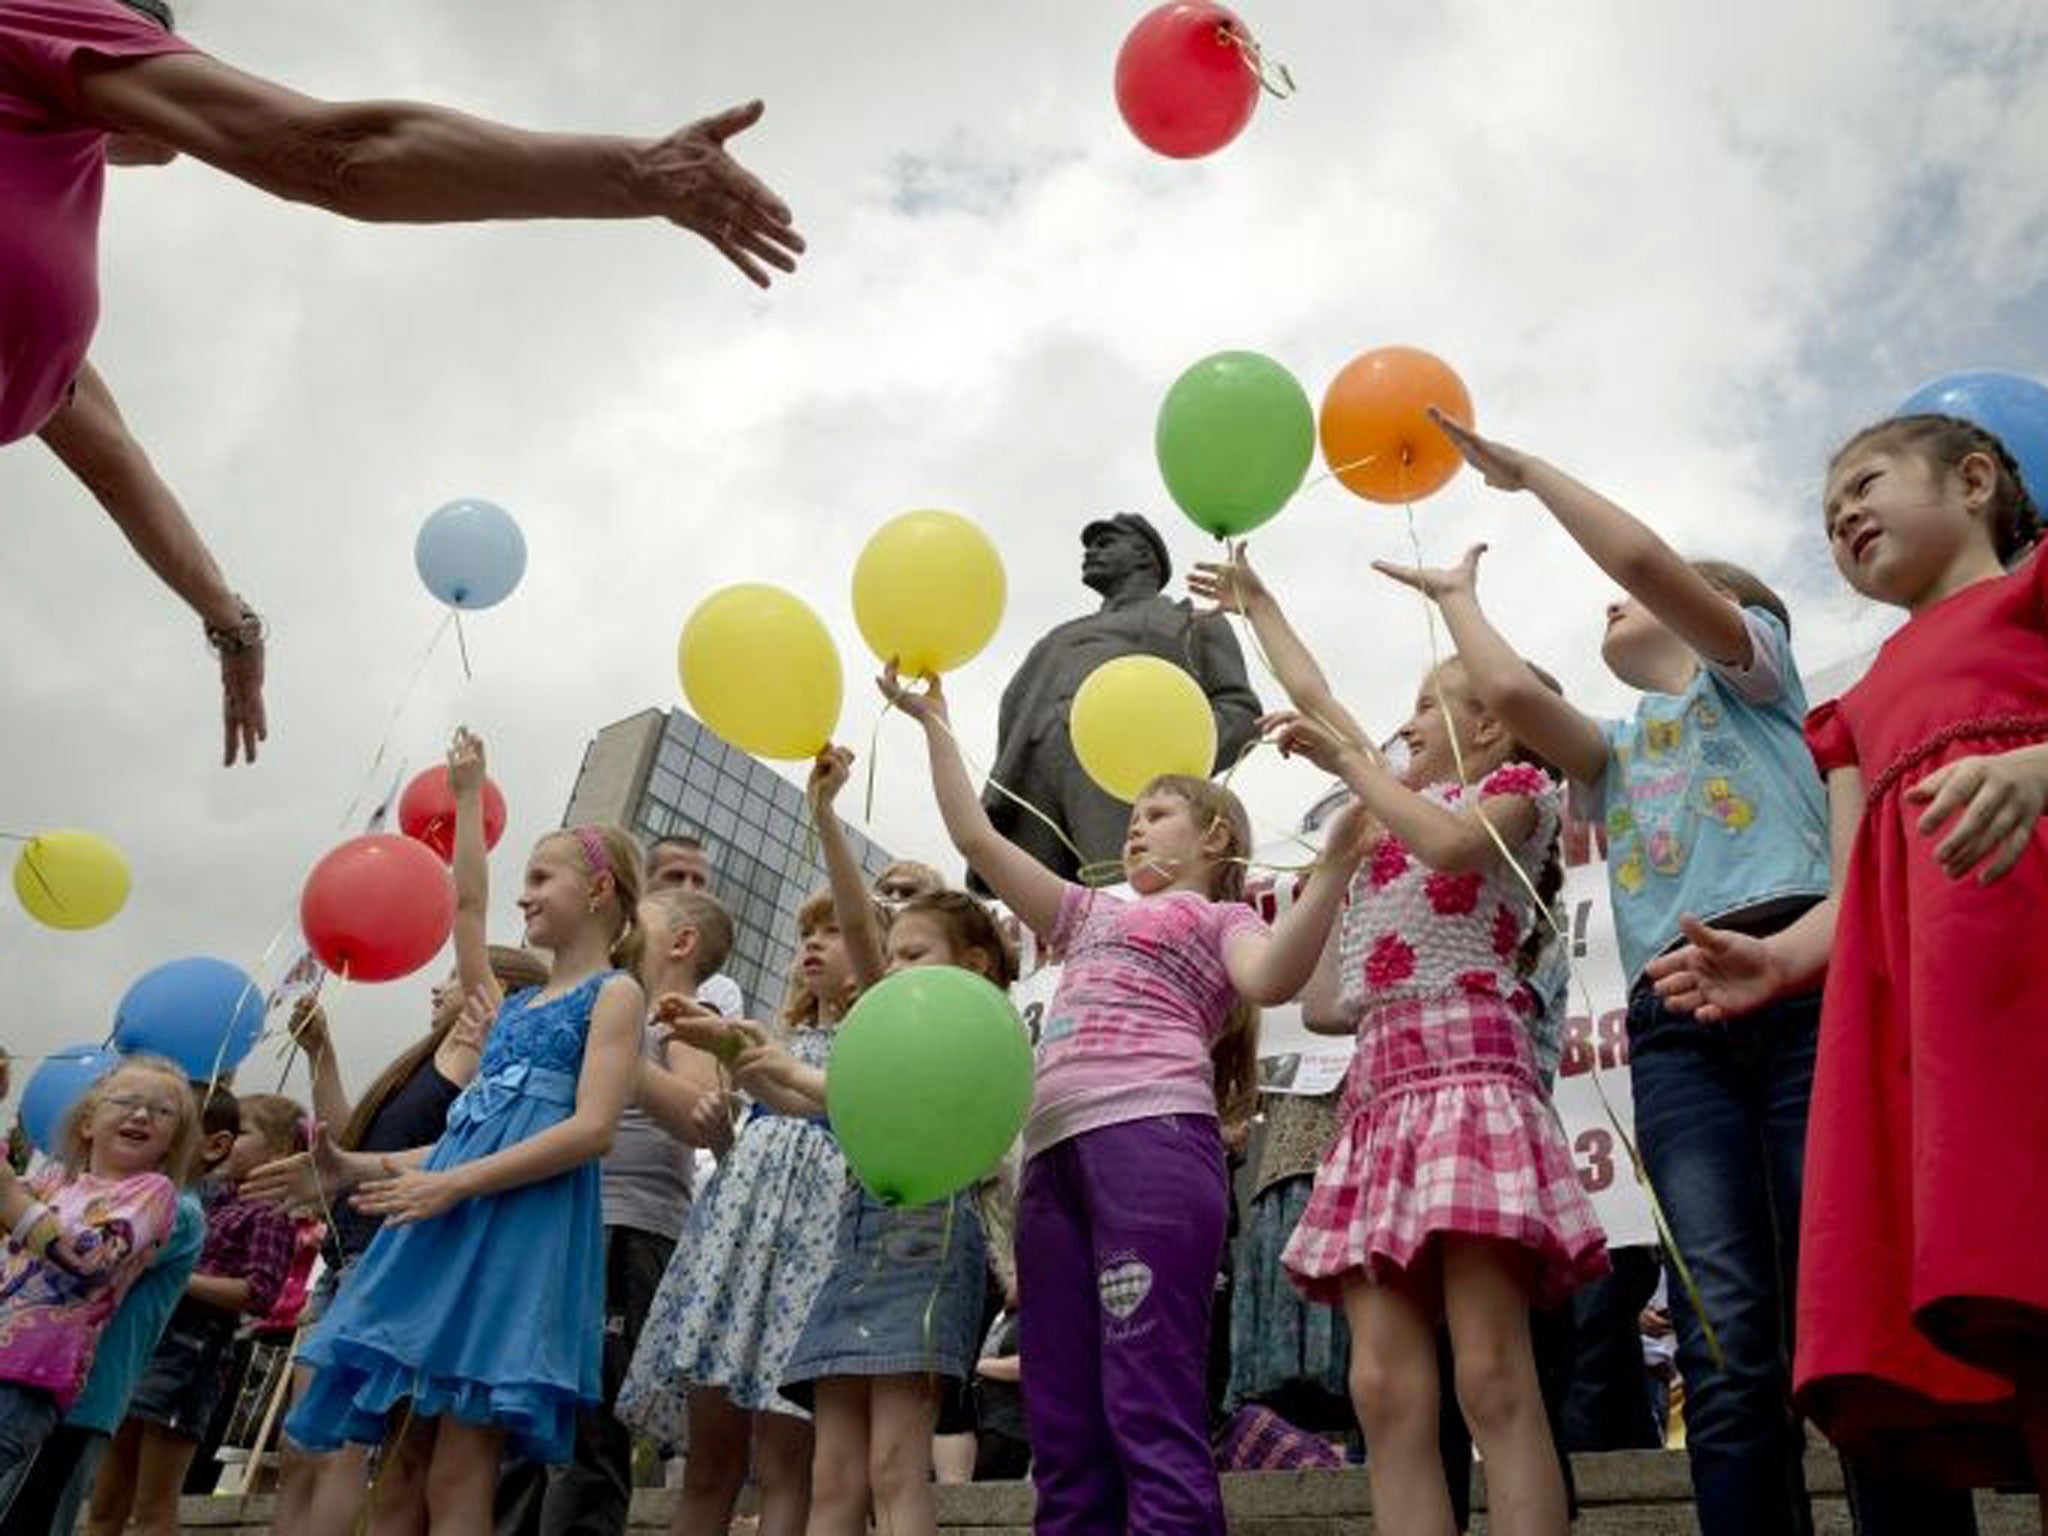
1193, 548, 1608, 1536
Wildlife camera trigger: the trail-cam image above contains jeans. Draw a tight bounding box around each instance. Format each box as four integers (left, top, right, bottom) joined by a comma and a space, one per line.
0, 1381, 61, 1526
1627, 982, 1819, 1536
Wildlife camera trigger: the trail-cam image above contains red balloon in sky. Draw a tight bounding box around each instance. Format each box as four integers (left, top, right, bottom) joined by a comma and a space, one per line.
1114, 2, 1261, 159
398, 766, 508, 862
300, 834, 455, 983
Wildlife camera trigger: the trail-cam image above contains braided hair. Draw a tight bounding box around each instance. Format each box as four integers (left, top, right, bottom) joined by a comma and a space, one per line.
1831, 413, 2043, 566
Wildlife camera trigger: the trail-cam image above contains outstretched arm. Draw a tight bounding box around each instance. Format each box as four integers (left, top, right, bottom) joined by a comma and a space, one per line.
447, 728, 498, 1009
78, 55, 803, 286
809, 746, 887, 988
1188, 547, 1373, 753
1431, 412, 1751, 669
1223, 803, 1371, 1006
880, 666, 1068, 940
1375, 544, 1610, 788
36, 361, 266, 765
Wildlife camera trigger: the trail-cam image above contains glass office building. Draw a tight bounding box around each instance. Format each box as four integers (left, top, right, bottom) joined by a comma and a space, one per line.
563, 709, 900, 1011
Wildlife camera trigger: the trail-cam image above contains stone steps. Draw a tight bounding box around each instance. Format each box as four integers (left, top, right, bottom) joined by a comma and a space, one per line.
170, 1449, 2036, 1533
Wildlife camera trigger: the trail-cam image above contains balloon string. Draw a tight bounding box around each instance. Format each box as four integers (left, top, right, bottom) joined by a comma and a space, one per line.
1393, 494, 1722, 1371
335, 612, 451, 834
908, 707, 1099, 879
453, 610, 473, 682
0, 830, 36, 842
862, 696, 892, 827
1223, 23, 1295, 98
14, 839, 68, 918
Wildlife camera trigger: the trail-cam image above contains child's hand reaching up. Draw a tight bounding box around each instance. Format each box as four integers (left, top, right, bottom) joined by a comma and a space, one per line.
878, 662, 948, 726
1187, 546, 1272, 619
1373, 543, 1487, 605
448, 725, 486, 796
1261, 709, 1371, 778
807, 744, 854, 811
1428, 409, 1537, 491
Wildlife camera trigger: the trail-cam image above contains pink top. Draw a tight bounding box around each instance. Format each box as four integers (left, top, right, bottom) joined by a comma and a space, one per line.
0, 1165, 176, 1407
0, 0, 193, 442
1336, 762, 1561, 1022
1027, 885, 1267, 1159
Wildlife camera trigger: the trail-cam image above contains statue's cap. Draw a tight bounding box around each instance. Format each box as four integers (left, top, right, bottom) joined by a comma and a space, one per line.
1080, 513, 1171, 585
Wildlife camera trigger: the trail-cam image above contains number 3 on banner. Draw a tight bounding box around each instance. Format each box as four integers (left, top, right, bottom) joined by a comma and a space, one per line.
1575, 1127, 1616, 1193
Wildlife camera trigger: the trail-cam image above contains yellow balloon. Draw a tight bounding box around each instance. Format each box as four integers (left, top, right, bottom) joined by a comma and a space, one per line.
678, 584, 843, 760
1069, 656, 1219, 802
852, 510, 1007, 676
14, 829, 131, 930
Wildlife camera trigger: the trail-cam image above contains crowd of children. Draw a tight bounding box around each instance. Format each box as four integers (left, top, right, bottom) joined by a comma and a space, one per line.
3, 408, 2046, 1536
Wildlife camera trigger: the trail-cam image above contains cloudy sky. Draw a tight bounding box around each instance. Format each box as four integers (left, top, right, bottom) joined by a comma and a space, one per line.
3, 0, 2044, 1102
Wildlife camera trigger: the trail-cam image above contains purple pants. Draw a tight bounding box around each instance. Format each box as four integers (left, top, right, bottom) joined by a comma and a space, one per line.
1017, 1114, 1229, 1535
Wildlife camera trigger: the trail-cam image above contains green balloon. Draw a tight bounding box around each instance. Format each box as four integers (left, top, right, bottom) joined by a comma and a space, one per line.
1156, 350, 1316, 538
825, 967, 1035, 1208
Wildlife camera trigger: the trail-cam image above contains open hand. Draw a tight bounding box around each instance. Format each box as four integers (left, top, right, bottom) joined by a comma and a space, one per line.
244, 1128, 355, 1212
1907, 749, 2048, 883
1428, 408, 1535, 491
1642, 914, 1784, 1022
1187, 547, 1271, 618
220, 638, 267, 767
1373, 543, 1487, 604
446, 985, 501, 1055
286, 996, 330, 1058
351, 1164, 467, 1226
642, 102, 806, 288
807, 745, 854, 811
877, 662, 948, 725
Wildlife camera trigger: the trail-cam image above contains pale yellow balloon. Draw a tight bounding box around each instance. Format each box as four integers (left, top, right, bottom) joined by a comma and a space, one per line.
852, 510, 1007, 676
1069, 656, 1219, 802
14, 830, 131, 931
678, 585, 843, 761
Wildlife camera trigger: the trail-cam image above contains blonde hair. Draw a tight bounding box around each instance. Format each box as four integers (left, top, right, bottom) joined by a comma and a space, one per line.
896, 891, 1016, 988
781, 888, 875, 1026
236, 1093, 309, 1157
550, 825, 647, 974
59, 1056, 201, 1185
874, 860, 947, 899
1132, 774, 1260, 1123
644, 887, 735, 981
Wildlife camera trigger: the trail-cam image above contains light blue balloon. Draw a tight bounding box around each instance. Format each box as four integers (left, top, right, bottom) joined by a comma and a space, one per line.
20, 1043, 120, 1152
113, 957, 265, 1082
1897, 371, 2048, 509
414, 498, 528, 611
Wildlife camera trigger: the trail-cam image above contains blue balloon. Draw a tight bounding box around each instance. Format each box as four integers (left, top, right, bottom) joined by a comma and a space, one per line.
113, 957, 265, 1081
414, 498, 527, 611
1897, 371, 2048, 508
20, 1043, 119, 1153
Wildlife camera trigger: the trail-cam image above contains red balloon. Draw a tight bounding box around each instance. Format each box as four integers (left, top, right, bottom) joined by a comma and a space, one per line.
397, 767, 508, 863
1114, 2, 1260, 159
299, 834, 455, 983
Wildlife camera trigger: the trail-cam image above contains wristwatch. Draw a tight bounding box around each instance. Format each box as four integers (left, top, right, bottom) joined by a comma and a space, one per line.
204, 598, 266, 657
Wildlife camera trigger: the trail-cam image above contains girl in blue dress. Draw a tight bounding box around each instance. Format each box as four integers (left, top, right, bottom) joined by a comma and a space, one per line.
285, 822, 647, 1533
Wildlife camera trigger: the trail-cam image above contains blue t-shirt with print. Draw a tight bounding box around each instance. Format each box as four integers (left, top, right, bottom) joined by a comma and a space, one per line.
1587, 607, 1830, 987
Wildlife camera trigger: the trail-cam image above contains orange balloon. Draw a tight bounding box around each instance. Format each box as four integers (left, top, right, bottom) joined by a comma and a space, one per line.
1319, 347, 1474, 504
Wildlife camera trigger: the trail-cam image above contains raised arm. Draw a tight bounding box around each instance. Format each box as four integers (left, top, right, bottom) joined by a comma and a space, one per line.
1223, 802, 1371, 1006
1375, 544, 1610, 788
36, 361, 265, 765
77, 55, 802, 286
286, 998, 352, 1137
879, 666, 1068, 940
353, 974, 645, 1224
809, 746, 887, 988
1431, 412, 1751, 669
1188, 547, 1373, 752
447, 728, 497, 1007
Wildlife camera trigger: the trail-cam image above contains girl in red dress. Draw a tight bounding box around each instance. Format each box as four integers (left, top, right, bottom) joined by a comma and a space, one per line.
1651, 413, 2048, 1496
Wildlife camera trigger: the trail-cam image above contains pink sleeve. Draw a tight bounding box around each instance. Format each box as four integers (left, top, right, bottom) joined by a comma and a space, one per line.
0, 0, 196, 125
1804, 700, 1858, 774
1212, 900, 1268, 948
